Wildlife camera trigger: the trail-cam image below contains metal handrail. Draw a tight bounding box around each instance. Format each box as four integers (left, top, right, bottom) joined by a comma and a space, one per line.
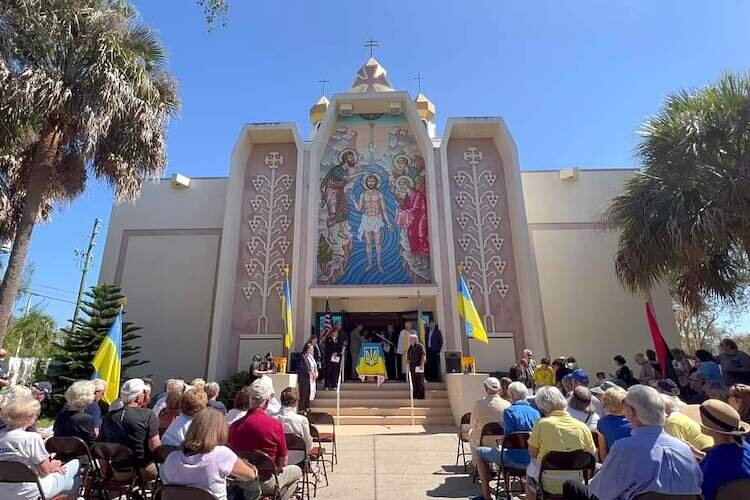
335, 348, 346, 426
406, 363, 415, 426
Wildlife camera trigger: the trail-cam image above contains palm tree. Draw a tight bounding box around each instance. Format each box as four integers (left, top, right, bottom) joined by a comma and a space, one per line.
605, 72, 750, 312
0, 0, 179, 346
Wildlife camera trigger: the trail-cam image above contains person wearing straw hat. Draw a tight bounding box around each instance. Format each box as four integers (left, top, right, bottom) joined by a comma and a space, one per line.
698, 399, 750, 500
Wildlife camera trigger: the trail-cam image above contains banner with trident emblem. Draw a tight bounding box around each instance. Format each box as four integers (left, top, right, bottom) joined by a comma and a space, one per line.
355, 342, 388, 386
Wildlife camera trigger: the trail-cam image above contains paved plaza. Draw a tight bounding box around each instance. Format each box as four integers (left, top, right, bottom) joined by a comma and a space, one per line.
317, 425, 485, 499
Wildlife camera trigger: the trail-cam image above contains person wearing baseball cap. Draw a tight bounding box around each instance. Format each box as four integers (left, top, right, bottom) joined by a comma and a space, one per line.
228, 379, 302, 500
698, 399, 750, 500
100, 378, 161, 483
468, 377, 510, 459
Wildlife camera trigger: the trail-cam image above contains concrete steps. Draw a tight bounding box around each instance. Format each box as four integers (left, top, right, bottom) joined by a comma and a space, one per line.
311, 381, 453, 426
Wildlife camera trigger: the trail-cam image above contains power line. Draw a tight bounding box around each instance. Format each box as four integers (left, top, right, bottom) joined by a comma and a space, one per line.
29, 283, 78, 296
24, 291, 77, 306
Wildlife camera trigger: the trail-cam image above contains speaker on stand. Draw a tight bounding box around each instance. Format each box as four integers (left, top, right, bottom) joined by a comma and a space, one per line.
445, 351, 462, 374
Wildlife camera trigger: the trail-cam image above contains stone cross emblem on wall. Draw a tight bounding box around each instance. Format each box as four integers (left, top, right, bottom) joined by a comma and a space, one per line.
463, 147, 483, 165
265, 152, 284, 169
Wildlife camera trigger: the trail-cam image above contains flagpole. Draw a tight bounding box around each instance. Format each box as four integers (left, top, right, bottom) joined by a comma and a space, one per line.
282, 265, 290, 362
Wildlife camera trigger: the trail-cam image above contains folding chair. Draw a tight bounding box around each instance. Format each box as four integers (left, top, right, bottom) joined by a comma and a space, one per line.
717, 478, 750, 500
155, 484, 219, 499
91, 442, 139, 500
455, 412, 472, 472
472, 421, 504, 483
538, 450, 596, 500
634, 493, 702, 500
236, 450, 281, 500
45, 435, 95, 498
495, 431, 530, 499
309, 424, 329, 489
0, 461, 48, 499
285, 433, 312, 500
308, 411, 338, 468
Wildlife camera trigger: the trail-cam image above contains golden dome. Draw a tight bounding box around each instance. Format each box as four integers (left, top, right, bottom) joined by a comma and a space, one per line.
309, 95, 329, 125
415, 93, 436, 121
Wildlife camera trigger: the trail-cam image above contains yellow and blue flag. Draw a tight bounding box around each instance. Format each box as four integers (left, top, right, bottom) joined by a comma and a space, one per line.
457, 275, 489, 344
417, 300, 426, 346
281, 267, 294, 349
91, 311, 123, 404
356, 343, 388, 386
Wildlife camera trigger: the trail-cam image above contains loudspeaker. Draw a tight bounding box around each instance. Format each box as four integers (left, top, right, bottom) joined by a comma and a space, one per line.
289, 352, 302, 373
445, 351, 462, 374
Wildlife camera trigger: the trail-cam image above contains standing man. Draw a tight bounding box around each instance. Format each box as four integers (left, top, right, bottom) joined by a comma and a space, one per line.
384, 324, 397, 381
323, 326, 344, 390
349, 323, 364, 381
426, 320, 443, 382
407, 333, 426, 399
0, 349, 9, 388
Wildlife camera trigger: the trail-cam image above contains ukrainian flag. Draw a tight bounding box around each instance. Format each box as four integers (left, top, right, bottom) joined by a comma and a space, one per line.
457, 276, 489, 344
281, 268, 294, 350
355, 343, 388, 386
91, 311, 123, 404
417, 303, 426, 346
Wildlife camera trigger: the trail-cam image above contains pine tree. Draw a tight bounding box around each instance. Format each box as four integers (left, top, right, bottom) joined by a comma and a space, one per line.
46, 283, 147, 412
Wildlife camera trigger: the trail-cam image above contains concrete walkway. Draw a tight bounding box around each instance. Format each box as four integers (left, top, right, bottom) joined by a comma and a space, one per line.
316, 425, 482, 499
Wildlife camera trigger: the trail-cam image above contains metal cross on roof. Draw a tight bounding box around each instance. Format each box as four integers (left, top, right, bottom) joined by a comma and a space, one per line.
365, 36, 379, 57
415, 72, 424, 93
318, 78, 329, 95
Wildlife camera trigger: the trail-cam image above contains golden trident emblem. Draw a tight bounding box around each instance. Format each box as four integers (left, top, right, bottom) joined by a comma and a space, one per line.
364, 346, 379, 367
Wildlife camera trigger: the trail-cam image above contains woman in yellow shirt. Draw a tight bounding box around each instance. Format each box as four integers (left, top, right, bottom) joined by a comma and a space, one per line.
532, 358, 556, 388
661, 394, 713, 458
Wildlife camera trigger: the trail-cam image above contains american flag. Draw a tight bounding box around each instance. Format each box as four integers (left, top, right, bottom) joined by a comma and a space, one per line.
321, 299, 333, 342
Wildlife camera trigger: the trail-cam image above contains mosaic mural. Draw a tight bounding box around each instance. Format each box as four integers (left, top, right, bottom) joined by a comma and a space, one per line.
317, 115, 432, 285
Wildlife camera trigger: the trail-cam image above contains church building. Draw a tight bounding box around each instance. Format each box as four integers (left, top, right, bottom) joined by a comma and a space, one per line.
99, 57, 678, 385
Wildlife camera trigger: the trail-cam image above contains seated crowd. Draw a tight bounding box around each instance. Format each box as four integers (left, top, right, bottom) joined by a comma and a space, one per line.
0, 372, 322, 500
469, 340, 750, 500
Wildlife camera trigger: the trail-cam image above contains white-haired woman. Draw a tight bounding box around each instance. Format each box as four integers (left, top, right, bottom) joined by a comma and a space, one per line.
662, 394, 713, 459
525, 386, 596, 500
53, 380, 97, 446
0, 397, 80, 499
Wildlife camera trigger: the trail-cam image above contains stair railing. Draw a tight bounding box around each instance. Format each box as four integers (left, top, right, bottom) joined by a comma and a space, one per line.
335, 348, 346, 425
406, 363, 415, 426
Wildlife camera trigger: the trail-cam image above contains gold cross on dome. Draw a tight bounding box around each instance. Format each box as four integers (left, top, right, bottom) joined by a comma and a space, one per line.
365, 36, 379, 57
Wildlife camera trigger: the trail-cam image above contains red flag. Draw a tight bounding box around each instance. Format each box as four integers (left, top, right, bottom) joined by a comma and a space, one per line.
645, 301, 678, 382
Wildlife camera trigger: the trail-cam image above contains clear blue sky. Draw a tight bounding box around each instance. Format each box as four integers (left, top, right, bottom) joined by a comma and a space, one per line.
11, 0, 750, 330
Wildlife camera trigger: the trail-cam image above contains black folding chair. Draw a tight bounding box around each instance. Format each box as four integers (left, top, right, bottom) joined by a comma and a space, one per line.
0, 461, 48, 499
286, 433, 312, 500
455, 412, 472, 472
152, 444, 179, 487
45, 435, 95, 498
716, 478, 750, 500
538, 450, 596, 500
309, 424, 329, 489
472, 422, 504, 483
496, 431, 530, 499
236, 450, 280, 500
308, 411, 338, 468
91, 442, 139, 500
155, 484, 219, 499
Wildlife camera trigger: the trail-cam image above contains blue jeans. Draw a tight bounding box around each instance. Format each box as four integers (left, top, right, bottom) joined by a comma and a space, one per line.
40, 459, 80, 498
475, 446, 529, 470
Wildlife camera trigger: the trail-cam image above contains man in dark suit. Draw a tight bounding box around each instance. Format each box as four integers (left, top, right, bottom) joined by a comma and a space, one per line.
425, 320, 443, 382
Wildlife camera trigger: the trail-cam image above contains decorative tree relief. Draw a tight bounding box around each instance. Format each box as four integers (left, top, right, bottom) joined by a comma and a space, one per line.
453, 146, 509, 333
241, 151, 295, 334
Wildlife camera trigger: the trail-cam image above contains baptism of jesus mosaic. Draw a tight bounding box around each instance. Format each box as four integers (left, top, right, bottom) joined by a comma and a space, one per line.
317, 114, 432, 285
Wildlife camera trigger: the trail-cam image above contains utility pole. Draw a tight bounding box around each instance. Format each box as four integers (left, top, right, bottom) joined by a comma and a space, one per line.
72, 218, 102, 330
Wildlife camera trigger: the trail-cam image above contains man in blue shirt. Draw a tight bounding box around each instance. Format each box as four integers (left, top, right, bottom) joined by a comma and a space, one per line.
563, 385, 702, 500
471, 381, 541, 500
698, 399, 750, 500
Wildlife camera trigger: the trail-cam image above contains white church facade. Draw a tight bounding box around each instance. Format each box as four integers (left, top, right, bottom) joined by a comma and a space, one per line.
99, 58, 678, 385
